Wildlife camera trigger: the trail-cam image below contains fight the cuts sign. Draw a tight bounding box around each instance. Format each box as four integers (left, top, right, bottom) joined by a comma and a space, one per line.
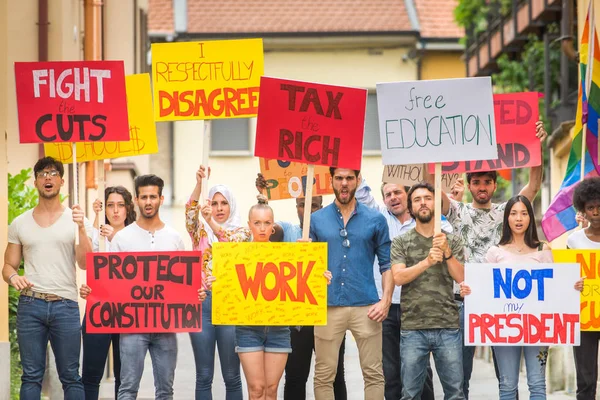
212, 242, 328, 325
465, 263, 580, 346
86, 251, 203, 333
255, 77, 367, 170
15, 61, 129, 143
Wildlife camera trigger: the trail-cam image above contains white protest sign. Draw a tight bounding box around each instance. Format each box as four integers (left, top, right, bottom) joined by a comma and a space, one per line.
376, 77, 498, 165
464, 263, 580, 346
382, 164, 460, 192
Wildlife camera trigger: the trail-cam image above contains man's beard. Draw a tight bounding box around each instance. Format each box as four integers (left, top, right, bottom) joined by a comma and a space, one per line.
38, 189, 59, 200
415, 208, 433, 223
333, 187, 356, 204
140, 207, 158, 219
472, 191, 491, 205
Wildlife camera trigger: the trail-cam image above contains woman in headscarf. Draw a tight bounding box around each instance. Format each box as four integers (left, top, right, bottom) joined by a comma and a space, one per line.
185, 165, 242, 400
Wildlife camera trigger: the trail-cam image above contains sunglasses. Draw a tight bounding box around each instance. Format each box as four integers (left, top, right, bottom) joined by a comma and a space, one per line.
339, 228, 350, 248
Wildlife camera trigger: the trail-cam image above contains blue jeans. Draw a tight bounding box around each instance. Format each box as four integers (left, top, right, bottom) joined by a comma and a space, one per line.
118, 333, 178, 400
189, 292, 242, 400
457, 300, 476, 399
493, 346, 547, 400
383, 304, 434, 400
81, 315, 121, 400
17, 295, 84, 400
400, 329, 465, 400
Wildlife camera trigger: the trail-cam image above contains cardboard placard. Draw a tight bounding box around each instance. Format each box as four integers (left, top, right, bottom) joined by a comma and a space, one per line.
85, 251, 203, 333
259, 158, 333, 200
15, 61, 129, 143
436, 92, 541, 174
382, 164, 459, 192
553, 250, 600, 331
212, 242, 327, 325
376, 77, 498, 165
465, 263, 580, 346
44, 74, 158, 162
254, 76, 367, 170
151, 39, 264, 121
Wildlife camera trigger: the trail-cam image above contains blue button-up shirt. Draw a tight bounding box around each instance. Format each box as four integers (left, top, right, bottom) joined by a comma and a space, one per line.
310, 201, 391, 307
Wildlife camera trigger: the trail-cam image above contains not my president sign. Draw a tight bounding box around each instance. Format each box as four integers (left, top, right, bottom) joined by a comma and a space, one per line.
465, 263, 580, 346
86, 251, 203, 333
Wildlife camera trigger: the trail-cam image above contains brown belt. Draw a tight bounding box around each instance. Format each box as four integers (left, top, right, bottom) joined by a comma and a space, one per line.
20, 288, 64, 302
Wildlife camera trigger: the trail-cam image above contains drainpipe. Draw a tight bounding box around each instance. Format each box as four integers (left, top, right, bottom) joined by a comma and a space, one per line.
37, 0, 49, 159
84, 0, 103, 190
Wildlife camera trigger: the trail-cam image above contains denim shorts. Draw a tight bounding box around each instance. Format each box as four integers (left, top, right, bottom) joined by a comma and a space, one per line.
235, 326, 292, 353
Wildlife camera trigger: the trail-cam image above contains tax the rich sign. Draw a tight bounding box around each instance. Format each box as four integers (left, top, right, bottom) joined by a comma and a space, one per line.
151, 38, 264, 121
376, 77, 498, 165
437, 92, 541, 174
553, 250, 600, 331
44, 73, 158, 162
212, 242, 328, 325
15, 61, 129, 143
86, 251, 203, 333
464, 263, 580, 346
254, 77, 368, 170
259, 158, 333, 200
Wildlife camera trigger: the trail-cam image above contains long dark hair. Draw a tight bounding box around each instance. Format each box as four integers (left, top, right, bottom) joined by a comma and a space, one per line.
498, 195, 540, 249
105, 186, 136, 226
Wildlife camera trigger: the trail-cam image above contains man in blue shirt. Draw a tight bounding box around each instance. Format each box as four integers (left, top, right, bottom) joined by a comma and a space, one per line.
310, 167, 392, 400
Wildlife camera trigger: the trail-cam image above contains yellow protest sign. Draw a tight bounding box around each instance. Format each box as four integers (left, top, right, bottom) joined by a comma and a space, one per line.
151, 38, 264, 121
44, 73, 157, 162
212, 242, 327, 325
259, 158, 333, 200
553, 249, 600, 331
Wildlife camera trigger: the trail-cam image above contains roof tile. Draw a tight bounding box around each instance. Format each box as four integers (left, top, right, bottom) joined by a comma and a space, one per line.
414, 0, 464, 39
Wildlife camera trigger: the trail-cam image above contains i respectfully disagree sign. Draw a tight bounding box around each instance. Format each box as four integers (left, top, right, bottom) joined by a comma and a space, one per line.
259, 158, 333, 200
437, 92, 541, 174
553, 250, 600, 331
212, 242, 327, 325
15, 61, 129, 143
44, 73, 158, 162
86, 251, 203, 333
376, 77, 498, 165
152, 38, 264, 120
255, 77, 368, 170
464, 263, 580, 346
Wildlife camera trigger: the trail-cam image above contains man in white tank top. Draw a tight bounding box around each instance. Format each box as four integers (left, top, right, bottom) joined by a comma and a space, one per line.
2, 157, 93, 399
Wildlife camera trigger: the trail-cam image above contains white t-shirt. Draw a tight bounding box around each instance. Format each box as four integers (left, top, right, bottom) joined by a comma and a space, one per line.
8, 208, 93, 301
110, 222, 185, 252
567, 229, 600, 249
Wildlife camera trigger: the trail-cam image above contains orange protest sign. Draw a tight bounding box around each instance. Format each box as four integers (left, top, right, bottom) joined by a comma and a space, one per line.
259, 158, 333, 200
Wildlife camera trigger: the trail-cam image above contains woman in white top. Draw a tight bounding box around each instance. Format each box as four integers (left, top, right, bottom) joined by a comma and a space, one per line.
569, 177, 600, 399
462, 195, 583, 400
81, 186, 136, 400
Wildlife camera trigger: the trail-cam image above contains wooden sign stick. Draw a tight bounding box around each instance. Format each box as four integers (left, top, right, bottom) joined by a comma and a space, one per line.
434, 163, 442, 234
301, 164, 315, 240
98, 159, 106, 252
73, 143, 79, 245
201, 121, 212, 204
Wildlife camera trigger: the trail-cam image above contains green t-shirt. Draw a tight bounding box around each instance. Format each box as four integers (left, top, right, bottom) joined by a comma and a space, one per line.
391, 228, 465, 330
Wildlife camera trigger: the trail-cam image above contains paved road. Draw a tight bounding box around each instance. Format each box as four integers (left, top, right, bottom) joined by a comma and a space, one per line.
98, 332, 576, 399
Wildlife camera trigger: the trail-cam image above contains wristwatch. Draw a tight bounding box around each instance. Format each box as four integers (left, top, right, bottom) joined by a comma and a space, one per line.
443, 252, 453, 261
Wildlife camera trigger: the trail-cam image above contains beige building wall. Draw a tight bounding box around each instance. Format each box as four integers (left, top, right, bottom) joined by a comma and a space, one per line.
168, 46, 417, 238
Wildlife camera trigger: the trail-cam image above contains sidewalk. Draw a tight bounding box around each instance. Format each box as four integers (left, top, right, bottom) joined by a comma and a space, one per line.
99, 331, 577, 399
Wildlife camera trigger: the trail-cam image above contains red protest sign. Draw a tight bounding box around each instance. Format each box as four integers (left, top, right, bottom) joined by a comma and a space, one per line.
15, 61, 130, 144
85, 251, 203, 333
433, 92, 541, 174
254, 77, 367, 170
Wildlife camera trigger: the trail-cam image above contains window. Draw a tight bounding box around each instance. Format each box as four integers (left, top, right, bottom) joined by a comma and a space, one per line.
363, 93, 381, 152
210, 118, 251, 153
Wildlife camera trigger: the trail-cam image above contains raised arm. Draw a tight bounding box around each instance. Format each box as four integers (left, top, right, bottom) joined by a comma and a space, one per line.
519, 121, 547, 203
73, 204, 93, 270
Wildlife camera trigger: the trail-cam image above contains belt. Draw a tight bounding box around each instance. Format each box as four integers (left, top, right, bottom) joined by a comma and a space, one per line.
454, 293, 463, 302
20, 288, 64, 302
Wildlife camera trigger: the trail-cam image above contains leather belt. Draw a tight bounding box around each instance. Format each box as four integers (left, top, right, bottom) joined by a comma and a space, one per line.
454, 293, 463, 302
20, 288, 64, 302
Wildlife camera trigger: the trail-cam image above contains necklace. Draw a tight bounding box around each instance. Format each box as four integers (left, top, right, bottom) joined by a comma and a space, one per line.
512, 242, 526, 253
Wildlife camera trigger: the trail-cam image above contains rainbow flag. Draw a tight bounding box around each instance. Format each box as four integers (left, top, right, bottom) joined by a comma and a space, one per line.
542, 2, 600, 242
